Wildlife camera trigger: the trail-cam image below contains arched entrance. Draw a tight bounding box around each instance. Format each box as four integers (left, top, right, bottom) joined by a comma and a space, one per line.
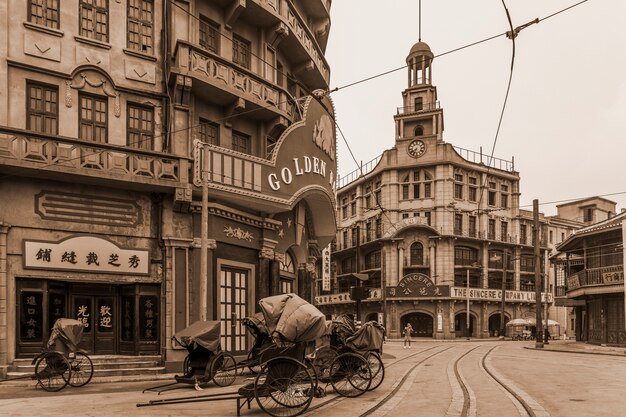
488, 313, 509, 337
401, 313, 433, 338
365, 312, 379, 323
455, 312, 476, 338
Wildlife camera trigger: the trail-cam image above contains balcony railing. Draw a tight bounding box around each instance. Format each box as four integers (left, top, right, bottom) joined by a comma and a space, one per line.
173, 41, 302, 122
453, 145, 515, 172
396, 101, 440, 115
0, 125, 189, 188
566, 265, 624, 291
337, 155, 382, 189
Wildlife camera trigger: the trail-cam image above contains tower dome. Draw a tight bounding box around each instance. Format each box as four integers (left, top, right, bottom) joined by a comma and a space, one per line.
406, 40, 433, 86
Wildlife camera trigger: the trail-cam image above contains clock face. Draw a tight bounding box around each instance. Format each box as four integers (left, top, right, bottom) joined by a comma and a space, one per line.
408, 140, 426, 158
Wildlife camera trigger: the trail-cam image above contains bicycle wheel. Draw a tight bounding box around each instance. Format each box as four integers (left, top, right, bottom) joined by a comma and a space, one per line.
68, 352, 94, 387
365, 351, 384, 391
210, 352, 237, 387
35, 352, 71, 392
254, 357, 314, 417
329, 352, 371, 397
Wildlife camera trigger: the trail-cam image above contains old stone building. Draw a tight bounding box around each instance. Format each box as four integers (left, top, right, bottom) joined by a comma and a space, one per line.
0, 0, 335, 376
315, 39, 580, 340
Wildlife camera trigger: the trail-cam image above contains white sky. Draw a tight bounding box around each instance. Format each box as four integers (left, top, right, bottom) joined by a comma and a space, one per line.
325, 0, 626, 216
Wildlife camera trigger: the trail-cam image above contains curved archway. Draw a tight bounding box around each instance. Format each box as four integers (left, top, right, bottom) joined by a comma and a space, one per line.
488, 313, 509, 337
454, 312, 476, 338
365, 312, 379, 323
401, 312, 433, 338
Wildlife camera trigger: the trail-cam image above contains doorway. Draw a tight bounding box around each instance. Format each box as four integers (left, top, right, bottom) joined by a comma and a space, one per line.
488, 313, 509, 337
219, 267, 249, 355
455, 312, 475, 338
402, 313, 433, 338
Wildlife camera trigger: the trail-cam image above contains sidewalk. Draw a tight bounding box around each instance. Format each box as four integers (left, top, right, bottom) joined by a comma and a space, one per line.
524, 339, 626, 356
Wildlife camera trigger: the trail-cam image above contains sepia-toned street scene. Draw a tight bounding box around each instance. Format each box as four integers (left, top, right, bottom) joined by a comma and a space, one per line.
1, 0, 625, 416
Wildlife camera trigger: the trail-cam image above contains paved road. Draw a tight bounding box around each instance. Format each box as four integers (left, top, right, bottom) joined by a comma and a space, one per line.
1, 340, 624, 417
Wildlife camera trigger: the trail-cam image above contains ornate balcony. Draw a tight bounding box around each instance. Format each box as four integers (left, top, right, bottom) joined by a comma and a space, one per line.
172, 41, 302, 122
566, 265, 624, 296
0, 126, 189, 190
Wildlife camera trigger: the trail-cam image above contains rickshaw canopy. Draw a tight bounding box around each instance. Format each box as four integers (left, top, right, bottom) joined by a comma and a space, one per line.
259, 293, 326, 343
346, 321, 384, 354
47, 318, 84, 351
242, 312, 270, 337
173, 320, 221, 353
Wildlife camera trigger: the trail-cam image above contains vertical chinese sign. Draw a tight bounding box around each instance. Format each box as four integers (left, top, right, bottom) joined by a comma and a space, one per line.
20, 292, 43, 342
139, 296, 158, 341
322, 244, 331, 291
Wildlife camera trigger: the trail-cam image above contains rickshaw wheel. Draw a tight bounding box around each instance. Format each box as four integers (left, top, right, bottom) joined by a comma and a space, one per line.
68, 352, 94, 387
365, 351, 384, 391
254, 357, 314, 417
210, 352, 237, 387
246, 349, 262, 375
329, 352, 371, 397
311, 345, 338, 383
35, 352, 71, 392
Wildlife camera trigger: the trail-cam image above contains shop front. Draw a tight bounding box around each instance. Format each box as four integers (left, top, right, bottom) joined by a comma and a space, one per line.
16, 235, 160, 358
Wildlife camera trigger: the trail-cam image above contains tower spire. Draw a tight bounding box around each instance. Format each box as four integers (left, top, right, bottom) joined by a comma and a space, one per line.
418, 0, 422, 42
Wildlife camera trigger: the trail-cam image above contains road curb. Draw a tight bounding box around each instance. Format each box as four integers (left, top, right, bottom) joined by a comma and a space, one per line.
523, 346, 626, 357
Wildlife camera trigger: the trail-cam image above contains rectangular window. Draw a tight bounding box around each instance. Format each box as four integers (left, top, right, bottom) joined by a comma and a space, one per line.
265, 46, 276, 83
375, 218, 382, 238
365, 221, 372, 242
454, 174, 464, 199
198, 118, 219, 146
402, 213, 409, 219
402, 184, 409, 200
500, 221, 508, 241
549, 230, 553, 243
424, 182, 431, 198
232, 34, 251, 69
414, 97, 423, 111
520, 224, 528, 245
454, 214, 463, 235
127, 104, 154, 150
232, 131, 251, 154
350, 193, 357, 216
584, 208, 594, 222
29, 0, 59, 29
488, 219, 496, 240
199, 15, 219, 53
342, 230, 348, 248
424, 211, 431, 226
80, 0, 109, 42
27, 82, 58, 135
500, 184, 509, 208
413, 184, 420, 199
128, 0, 153, 54
351, 228, 358, 247
341, 197, 348, 220
79, 93, 108, 143
488, 181, 497, 206
468, 216, 477, 238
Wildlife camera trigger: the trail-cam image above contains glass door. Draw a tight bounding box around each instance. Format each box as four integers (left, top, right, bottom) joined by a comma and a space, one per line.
219, 267, 248, 354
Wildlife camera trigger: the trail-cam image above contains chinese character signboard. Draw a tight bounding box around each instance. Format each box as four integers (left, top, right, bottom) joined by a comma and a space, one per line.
121, 297, 134, 342
315, 288, 382, 305
322, 245, 331, 291
139, 295, 158, 341
20, 292, 43, 342
24, 236, 149, 275
386, 273, 450, 298
75, 297, 92, 332
97, 298, 114, 333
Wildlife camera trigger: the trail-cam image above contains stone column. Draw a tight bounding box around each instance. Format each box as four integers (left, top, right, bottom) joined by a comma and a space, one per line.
398, 245, 404, 281
0, 224, 10, 378
258, 243, 275, 306
271, 253, 284, 296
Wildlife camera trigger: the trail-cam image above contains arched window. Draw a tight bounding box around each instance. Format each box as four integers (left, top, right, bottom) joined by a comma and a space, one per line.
410, 242, 424, 265
414, 125, 424, 136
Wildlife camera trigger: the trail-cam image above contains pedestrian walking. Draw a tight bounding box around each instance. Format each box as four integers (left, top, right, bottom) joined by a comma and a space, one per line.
403, 323, 413, 349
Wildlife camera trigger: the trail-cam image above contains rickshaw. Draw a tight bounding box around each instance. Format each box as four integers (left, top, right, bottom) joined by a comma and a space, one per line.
173, 320, 238, 388
32, 318, 94, 392
323, 314, 385, 391
138, 294, 373, 417
240, 312, 274, 374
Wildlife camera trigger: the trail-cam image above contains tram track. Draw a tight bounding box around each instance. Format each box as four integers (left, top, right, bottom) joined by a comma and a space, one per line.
302, 345, 453, 417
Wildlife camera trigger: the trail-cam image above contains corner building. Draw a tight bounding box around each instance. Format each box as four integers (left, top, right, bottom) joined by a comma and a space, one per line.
316, 40, 558, 339
0, 0, 336, 376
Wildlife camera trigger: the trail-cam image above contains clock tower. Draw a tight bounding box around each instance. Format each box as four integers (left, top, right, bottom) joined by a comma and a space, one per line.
394, 40, 444, 158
